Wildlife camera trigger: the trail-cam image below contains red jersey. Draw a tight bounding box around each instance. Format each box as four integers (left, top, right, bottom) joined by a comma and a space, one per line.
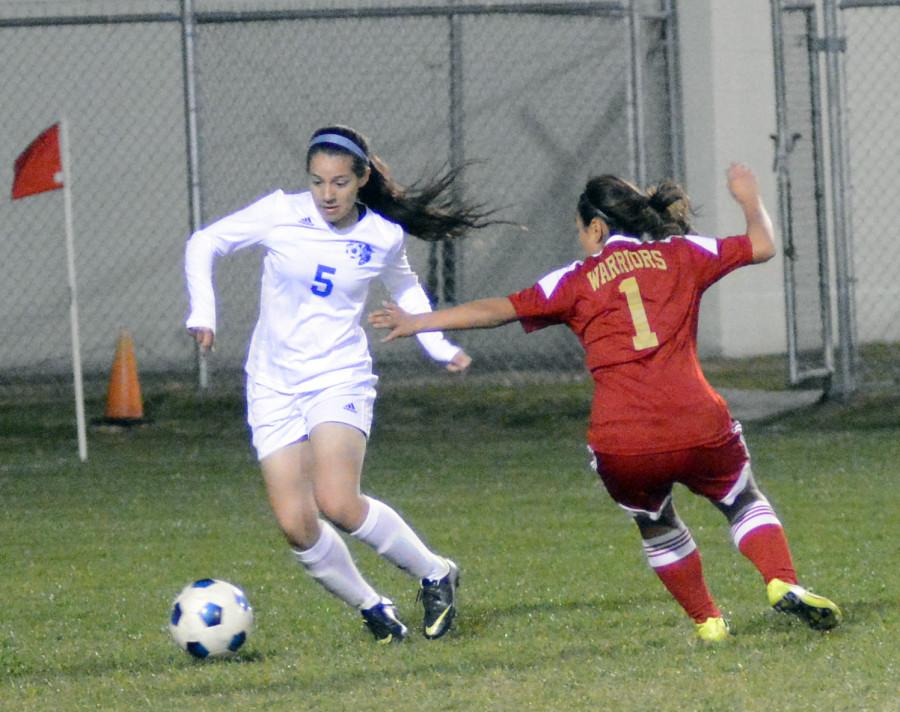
508, 233, 754, 455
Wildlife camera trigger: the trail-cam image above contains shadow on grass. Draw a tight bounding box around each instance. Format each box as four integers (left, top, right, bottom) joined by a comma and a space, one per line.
0, 644, 266, 683
758, 392, 900, 432
725, 600, 870, 639
181, 649, 266, 665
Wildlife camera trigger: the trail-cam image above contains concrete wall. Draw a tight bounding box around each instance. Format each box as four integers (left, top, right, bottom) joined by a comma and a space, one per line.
678, 1, 786, 358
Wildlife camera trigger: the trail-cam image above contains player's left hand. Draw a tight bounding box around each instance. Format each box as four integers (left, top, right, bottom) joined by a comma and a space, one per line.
446, 349, 472, 373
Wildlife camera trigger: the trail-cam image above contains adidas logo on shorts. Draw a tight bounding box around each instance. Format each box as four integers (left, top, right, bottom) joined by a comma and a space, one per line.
343, 402, 357, 413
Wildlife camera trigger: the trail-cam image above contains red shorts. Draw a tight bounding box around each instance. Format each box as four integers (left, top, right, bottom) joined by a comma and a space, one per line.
591, 423, 749, 516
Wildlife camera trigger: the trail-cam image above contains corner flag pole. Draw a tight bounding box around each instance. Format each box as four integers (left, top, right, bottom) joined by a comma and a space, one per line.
59, 117, 88, 462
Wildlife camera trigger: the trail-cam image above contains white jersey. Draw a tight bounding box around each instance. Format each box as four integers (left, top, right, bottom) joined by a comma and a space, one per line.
185, 190, 461, 392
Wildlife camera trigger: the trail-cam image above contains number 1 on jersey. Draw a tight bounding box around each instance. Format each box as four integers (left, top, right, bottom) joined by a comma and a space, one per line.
618, 276, 659, 350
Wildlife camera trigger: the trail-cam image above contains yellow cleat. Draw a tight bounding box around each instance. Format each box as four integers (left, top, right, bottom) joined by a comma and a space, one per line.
767, 578, 842, 631
695, 616, 731, 643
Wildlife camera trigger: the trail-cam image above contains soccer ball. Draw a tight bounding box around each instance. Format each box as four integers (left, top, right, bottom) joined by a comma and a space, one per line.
169, 578, 253, 658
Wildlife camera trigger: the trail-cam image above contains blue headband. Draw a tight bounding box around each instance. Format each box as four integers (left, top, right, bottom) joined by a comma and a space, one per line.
309, 133, 369, 162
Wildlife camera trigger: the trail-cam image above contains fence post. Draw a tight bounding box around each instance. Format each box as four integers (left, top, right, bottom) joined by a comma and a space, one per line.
627, 0, 646, 186
822, 0, 857, 398
663, 0, 684, 184
770, 0, 802, 385
445, 0, 465, 305
180, 0, 208, 389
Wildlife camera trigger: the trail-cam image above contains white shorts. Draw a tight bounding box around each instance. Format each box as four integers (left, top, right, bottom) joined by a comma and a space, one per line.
246, 380, 376, 461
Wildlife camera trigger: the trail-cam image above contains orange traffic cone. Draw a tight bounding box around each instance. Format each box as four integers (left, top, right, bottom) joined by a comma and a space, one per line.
101, 329, 146, 425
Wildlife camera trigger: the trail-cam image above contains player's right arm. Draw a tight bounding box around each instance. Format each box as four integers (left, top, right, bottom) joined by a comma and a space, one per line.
726, 163, 775, 264
369, 297, 518, 341
184, 191, 283, 348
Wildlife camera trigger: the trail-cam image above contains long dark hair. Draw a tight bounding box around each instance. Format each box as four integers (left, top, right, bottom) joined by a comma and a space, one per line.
306, 125, 499, 242
577, 174, 694, 240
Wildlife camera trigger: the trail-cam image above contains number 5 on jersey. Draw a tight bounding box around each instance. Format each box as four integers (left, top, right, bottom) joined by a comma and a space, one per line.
311, 264, 336, 297
618, 276, 659, 350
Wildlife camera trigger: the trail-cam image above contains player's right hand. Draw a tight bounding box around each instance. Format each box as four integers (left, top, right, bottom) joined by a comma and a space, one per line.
188, 326, 215, 353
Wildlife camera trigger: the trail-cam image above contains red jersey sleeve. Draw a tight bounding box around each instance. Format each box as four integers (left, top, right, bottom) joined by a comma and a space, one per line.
507, 260, 583, 333
680, 234, 753, 288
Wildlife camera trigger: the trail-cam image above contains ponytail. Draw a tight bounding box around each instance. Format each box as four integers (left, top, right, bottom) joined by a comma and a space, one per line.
646, 180, 694, 239
578, 174, 694, 241
306, 125, 501, 242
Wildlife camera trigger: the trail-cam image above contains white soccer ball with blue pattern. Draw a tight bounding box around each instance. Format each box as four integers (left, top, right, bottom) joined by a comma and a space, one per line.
169, 578, 253, 658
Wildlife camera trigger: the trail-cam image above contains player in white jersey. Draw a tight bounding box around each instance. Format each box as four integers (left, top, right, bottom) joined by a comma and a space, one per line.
184, 125, 497, 643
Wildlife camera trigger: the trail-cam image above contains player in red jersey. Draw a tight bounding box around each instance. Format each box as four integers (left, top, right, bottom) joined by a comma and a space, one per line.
369, 163, 841, 641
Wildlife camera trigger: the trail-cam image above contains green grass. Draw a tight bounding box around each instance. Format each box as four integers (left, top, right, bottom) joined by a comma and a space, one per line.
701, 353, 791, 391
1, 377, 898, 711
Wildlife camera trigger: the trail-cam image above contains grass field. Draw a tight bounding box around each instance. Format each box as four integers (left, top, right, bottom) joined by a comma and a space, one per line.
1, 373, 898, 711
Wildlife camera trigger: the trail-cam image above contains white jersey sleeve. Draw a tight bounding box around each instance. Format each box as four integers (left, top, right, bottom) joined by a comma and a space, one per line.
184, 191, 284, 332
380, 240, 462, 364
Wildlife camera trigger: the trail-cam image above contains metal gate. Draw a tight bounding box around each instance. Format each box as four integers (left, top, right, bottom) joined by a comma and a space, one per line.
771, 0, 900, 396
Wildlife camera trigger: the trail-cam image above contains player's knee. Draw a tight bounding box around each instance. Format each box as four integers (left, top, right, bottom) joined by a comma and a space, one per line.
278, 512, 321, 550
635, 501, 683, 538
717, 484, 768, 523
317, 493, 366, 533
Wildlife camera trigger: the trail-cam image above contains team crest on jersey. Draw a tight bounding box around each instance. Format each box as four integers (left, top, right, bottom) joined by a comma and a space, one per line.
346, 241, 373, 265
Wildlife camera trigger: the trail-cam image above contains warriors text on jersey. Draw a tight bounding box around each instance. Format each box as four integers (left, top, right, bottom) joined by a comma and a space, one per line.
508, 234, 754, 455
185, 190, 459, 392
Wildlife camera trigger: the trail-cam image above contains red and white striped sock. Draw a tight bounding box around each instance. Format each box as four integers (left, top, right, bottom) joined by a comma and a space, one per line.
643, 528, 720, 622
730, 500, 797, 584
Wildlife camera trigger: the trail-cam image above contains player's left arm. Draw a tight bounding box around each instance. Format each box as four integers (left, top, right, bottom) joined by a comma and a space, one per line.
369, 298, 518, 342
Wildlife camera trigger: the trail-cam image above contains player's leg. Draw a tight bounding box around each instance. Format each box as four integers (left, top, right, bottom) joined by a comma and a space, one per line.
699, 425, 841, 630
308, 397, 457, 639
348, 492, 457, 640
715, 468, 841, 630
307, 416, 451, 584
591, 449, 727, 642
260, 441, 408, 642
634, 500, 728, 641
713, 464, 798, 584
249, 380, 403, 643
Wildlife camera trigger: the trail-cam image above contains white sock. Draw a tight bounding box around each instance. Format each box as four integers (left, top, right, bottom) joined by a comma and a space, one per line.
292, 520, 380, 610
352, 496, 450, 581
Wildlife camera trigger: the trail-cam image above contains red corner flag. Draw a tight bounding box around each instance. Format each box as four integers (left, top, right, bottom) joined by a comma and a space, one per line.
12, 123, 64, 200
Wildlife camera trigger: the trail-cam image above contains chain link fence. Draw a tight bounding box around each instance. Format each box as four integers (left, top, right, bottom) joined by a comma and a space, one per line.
772, 0, 900, 395
773, 3, 832, 384
1, 0, 679, 397
841, 1, 900, 389
1, 1, 189, 396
